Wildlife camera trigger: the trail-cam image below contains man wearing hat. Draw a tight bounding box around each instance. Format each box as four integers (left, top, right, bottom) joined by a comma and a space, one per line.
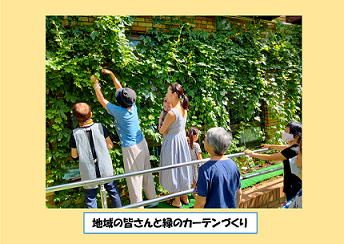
90, 69, 156, 208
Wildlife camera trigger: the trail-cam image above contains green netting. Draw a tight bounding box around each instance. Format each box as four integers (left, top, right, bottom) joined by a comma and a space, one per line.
62, 168, 80, 180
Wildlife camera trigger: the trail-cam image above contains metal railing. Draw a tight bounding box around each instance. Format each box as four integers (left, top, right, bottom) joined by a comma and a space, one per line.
46, 148, 283, 208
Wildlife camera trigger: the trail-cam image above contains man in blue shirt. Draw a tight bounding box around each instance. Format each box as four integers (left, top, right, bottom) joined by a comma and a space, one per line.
193, 127, 242, 208
90, 69, 156, 208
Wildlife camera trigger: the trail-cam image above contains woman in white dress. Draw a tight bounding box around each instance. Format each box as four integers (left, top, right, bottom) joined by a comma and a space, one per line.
159, 83, 193, 208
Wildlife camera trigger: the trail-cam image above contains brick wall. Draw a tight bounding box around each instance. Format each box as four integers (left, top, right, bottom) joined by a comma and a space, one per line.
61, 16, 95, 26
130, 15, 286, 35
262, 101, 278, 140
239, 177, 285, 208
130, 16, 217, 34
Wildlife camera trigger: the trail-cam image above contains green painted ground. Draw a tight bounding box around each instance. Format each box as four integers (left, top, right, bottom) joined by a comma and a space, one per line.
241, 163, 283, 188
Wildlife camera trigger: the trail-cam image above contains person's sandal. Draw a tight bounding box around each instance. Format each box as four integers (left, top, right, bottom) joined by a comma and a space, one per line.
167, 199, 182, 208
180, 199, 190, 205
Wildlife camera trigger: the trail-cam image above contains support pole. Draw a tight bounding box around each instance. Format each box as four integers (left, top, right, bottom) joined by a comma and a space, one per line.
100, 184, 108, 208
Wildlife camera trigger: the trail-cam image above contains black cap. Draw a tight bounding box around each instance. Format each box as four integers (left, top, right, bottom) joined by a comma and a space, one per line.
115, 88, 136, 108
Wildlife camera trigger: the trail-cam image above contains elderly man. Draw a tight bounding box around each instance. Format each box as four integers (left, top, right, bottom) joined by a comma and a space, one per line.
193, 127, 242, 208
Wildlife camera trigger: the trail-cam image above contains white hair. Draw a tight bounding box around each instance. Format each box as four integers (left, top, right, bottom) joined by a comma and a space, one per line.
206, 127, 232, 156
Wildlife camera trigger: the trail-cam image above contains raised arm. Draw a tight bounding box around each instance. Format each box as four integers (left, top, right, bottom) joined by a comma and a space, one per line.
262, 144, 289, 151
244, 150, 286, 161
101, 69, 122, 89
90, 75, 109, 110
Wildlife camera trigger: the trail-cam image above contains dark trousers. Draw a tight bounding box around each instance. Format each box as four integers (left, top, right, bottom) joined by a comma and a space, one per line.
84, 180, 122, 208
83, 162, 122, 208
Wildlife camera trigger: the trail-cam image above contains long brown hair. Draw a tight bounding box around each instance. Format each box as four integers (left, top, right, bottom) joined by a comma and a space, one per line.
170, 83, 189, 111
188, 127, 199, 149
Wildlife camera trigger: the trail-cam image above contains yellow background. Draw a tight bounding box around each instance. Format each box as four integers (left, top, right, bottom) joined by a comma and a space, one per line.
1, 0, 343, 243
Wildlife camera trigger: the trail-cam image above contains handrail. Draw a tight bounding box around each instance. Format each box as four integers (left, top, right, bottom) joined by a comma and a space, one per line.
121, 164, 284, 209
46, 148, 270, 194
120, 189, 195, 209
241, 166, 284, 180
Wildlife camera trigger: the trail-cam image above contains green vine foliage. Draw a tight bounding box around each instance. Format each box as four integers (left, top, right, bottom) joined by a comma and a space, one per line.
46, 16, 135, 207
46, 16, 302, 208
127, 16, 301, 162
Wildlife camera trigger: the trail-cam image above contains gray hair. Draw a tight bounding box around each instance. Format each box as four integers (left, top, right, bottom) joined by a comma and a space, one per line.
206, 127, 232, 156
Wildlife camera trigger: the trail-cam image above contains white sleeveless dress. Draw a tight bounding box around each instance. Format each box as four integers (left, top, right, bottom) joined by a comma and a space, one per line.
159, 108, 193, 192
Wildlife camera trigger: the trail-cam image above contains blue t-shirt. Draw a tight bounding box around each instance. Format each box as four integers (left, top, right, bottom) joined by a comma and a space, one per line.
196, 159, 241, 208
106, 103, 144, 148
